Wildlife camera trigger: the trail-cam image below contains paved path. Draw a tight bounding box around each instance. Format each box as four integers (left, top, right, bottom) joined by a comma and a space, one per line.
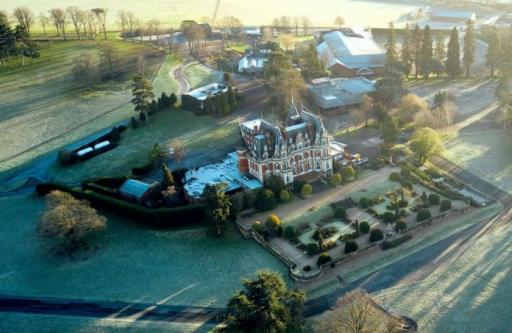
172, 61, 195, 95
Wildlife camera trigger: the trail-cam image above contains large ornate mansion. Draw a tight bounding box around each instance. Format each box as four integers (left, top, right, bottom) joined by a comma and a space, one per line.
238, 101, 333, 184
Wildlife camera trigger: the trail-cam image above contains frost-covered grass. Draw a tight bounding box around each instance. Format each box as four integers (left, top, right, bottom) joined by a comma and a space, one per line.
374, 206, 512, 332
49, 110, 238, 183
152, 55, 182, 97
306, 203, 503, 300
348, 180, 400, 203
0, 194, 289, 308
0, 312, 215, 333
284, 205, 334, 227
182, 63, 224, 89
0, 40, 165, 172
443, 130, 512, 194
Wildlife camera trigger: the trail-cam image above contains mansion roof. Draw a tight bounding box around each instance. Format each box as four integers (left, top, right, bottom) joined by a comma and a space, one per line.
240, 101, 327, 161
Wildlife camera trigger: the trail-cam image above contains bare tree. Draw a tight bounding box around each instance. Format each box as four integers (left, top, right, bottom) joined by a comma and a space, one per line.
99, 42, 120, 81
67, 6, 84, 39
313, 290, 400, 333
118, 10, 128, 40
222, 16, 243, 39
49, 8, 67, 39
38, 13, 49, 36
126, 11, 138, 41
301, 17, 312, 36
38, 191, 106, 251
72, 53, 97, 89
279, 34, 294, 52
86, 11, 96, 39
279, 16, 291, 34
293, 17, 300, 36
334, 15, 345, 28
92, 8, 107, 39
13, 6, 34, 35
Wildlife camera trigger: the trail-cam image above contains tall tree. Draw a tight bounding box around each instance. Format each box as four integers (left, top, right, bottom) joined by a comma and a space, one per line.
72, 53, 97, 89
411, 25, 423, 79
66, 6, 84, 39
49, 8, 67, 39
118, 10, 128, 40
410, 127, 442, 165
433, 32, 446, 77
385, 22, 398, 65
38, 13, 49, 36
99, 42, 119, 81
126, 12, 138, 41
334, 16, 345, 28
400, 24, 413, 77
203, 184, 231, 237
486, 27, 502, 78
131, 74, 154, 123
301, 17, 312, 35
218, 270, 305, 333
463, 19, 476, 77
0, 12, 15, 65
92, 8, 107, 40
13, 6, 34, 35
298, 43, 328, 80
420, 25, 433, 79
446, 28, 461, 80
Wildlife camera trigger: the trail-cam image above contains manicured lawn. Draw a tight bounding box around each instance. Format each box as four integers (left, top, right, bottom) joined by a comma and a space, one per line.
0, 40, 166, 172
182, 63, 224, 89
49, 109, 239, 183
226, 43, 250, 53
0, 194, 289, 308
443, 130, 512, 194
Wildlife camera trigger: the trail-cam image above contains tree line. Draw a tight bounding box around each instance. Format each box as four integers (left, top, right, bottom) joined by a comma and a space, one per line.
0, 11, 39, 65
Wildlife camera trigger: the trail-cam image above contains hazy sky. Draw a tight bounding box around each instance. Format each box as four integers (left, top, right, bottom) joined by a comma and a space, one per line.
3, 0, 418, 27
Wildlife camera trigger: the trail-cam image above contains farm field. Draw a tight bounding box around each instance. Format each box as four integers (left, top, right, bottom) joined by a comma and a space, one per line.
0, 194, 289, 308
375, 208, 512, 333
2, 0, 418, 28
0, 40, 168, 173
443, 129, 512, 194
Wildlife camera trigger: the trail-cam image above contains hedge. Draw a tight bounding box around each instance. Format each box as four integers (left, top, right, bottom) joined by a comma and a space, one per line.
35, 183, 205, 228
369, 228, 384, 242
307, 243, 319, 256
440, 199, 452, 212
132, 157, 160, 176
417, 208, 432, 222
344, 240, 358, 254
382, 235, 413, 250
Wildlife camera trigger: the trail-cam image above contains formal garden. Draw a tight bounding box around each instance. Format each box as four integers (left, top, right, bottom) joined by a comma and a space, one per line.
242, 162, 479, 281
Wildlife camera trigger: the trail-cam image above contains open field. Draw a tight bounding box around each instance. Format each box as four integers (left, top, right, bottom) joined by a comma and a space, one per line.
1, 0, 418, 28
0, 194, 289, 308
374, 207, 512, 333
443, 129, 512, 194
0, 40, 168, 173
49, 109, 239, 183
182, 63, 224, 89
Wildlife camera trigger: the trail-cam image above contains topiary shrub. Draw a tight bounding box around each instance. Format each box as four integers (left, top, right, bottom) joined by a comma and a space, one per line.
283, 225, 296, 239
255, 189, 277, 211
428, 193, 440, 205
389, 172, 401, 182
369, 228, 384, 242
440, 199, 452, 212
293, 180, 306, 194
252, 221, 264, 234
359, 197, 370, 209
330, 173, 342, 186
265, 214, 281, 233
360, 221, 371, 234
344, 240, 358, 254
382, 211, 397, 224
395, 220, 407, 232
306, 243, 319, 256
279, 189, 291, 202
303, 265, 311, 272
301, 183, 313, 196
342, 166, 356, 180
317, 252, 332, 266
334, 207, 347, 220
417, 208, 432, 222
